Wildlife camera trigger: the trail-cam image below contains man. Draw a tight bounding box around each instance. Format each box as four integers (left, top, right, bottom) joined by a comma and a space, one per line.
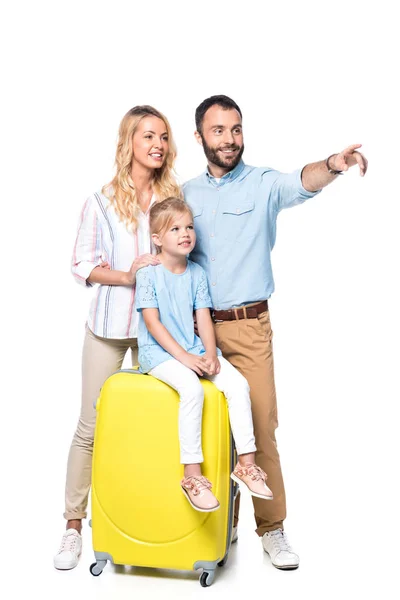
183, 95, 367, 570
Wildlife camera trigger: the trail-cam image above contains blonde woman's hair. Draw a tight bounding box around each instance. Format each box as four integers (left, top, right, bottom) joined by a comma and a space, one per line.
102, 105, 181, 230
149, 197, 193, 253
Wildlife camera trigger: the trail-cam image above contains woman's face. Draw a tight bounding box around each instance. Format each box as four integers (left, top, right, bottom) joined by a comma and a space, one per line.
131, 116, 170, 171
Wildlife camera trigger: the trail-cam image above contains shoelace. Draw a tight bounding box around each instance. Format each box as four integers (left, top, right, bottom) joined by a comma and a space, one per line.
234, 463, 267, 481
268, 530, 293, 553
181, 475, 212, 496
58, 533, 78, 554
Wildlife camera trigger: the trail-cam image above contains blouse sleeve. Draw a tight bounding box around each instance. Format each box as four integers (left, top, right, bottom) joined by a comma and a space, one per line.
194, 267, 213, 310
71, 197, 103, 288
136, 268, 159, 310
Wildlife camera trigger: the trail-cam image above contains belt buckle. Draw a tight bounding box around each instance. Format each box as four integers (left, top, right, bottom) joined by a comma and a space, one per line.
211, 310, 223, 323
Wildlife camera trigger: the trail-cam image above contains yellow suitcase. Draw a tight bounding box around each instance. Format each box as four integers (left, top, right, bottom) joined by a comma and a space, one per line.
90, 369, 236, 587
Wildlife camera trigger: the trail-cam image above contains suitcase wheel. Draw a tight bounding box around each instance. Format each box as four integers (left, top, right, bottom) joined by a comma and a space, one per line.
200, 570, 215, 587
89, 562, 104, 577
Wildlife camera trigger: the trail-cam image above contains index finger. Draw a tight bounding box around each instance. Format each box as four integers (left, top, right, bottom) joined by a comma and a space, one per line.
344, 143, 362, 154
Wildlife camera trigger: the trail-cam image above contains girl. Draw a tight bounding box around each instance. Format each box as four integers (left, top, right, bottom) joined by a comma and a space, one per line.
54, 106, 181, 570
136, 197, 273, 512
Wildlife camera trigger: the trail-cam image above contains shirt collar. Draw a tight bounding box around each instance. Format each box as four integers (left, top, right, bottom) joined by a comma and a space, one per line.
205, 159, 245, 186
140, 193, 156, 218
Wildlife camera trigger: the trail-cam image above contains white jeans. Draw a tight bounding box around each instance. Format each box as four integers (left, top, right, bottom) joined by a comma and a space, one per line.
149, 356, 257, 464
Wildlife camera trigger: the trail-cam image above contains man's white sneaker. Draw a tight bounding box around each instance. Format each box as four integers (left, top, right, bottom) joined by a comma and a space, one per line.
262, 529, 299, 570
231, 526, 238, 543
54, 529, 82, 570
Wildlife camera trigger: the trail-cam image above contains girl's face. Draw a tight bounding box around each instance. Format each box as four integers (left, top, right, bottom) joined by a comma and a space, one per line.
153, 212, 196, 257
131, 116, 169, 171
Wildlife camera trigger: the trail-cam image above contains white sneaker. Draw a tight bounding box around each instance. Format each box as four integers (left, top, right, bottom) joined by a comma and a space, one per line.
231, 526, 238, 543
54, 529, 82, 570
262, 529, 299, 570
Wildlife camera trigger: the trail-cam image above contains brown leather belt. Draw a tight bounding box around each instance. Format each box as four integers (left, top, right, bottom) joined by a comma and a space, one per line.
212, 300, 268, 322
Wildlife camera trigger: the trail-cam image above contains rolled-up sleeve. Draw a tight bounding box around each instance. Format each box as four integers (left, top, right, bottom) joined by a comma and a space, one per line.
268, 168, 321, 213
71, 197, 103, 287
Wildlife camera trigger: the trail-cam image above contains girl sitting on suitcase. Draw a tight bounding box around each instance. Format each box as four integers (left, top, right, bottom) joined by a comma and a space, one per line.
136, 197, 273, 512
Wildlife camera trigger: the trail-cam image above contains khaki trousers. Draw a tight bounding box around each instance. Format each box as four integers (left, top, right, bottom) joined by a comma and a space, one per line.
214, 309, 286, 536
64, 326, 138, 520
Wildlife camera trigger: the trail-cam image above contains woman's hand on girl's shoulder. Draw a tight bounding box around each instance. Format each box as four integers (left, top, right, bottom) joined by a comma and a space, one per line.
126, 254, 161, 285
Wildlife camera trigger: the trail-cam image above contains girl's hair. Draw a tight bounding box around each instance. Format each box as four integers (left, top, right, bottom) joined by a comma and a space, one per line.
102, 105, 181, 230
149, 197, 193, 252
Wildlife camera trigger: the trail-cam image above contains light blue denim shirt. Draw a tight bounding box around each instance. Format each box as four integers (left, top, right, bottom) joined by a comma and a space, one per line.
183, 160, 321, 310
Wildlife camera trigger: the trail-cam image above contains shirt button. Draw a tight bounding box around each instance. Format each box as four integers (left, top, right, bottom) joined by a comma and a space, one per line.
212, 282, 216, 286
210, 233, 214, 237
236, 209, 240, 213
212, 210, 216, 214
211, 257, 215, 261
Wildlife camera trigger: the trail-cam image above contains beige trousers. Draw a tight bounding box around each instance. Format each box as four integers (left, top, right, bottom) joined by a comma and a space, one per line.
63, 326, 138, 520
214, 309, 286, 536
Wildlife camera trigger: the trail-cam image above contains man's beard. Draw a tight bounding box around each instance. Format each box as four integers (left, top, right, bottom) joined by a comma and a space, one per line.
201, 136, 244, 171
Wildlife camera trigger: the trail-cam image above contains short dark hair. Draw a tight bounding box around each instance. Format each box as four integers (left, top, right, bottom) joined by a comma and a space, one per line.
195, 95, 242, 133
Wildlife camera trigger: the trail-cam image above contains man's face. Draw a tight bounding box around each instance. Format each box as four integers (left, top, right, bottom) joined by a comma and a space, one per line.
196, 105, 244, 172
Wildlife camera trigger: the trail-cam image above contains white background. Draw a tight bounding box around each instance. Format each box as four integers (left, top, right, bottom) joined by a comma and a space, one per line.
2, 1, 399, 598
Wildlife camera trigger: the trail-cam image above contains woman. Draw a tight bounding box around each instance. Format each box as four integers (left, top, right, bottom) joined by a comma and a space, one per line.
54, 106, 181, 570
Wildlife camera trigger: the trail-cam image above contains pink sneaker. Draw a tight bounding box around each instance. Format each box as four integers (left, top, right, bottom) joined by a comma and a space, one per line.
231, 463, 273, 500
181, 475, 220, 512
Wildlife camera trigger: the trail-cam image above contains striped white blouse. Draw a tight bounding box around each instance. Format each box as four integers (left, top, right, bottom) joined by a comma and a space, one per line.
72, 191, 155, 339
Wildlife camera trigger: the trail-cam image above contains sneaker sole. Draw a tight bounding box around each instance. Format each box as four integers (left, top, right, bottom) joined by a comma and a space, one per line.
181, 487, 220, 512
54, 552, 81, 570
262, 547, 299, 570
230, 474, 274, 500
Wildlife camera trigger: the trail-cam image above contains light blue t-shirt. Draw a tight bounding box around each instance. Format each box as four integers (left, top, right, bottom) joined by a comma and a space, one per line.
136, 260, 221, 373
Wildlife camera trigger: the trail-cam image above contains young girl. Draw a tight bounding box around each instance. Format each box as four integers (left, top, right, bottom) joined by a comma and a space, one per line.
136, 197, 273, 512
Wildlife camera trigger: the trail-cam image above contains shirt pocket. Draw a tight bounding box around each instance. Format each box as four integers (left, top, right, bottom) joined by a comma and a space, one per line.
221, 196, 256, 241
